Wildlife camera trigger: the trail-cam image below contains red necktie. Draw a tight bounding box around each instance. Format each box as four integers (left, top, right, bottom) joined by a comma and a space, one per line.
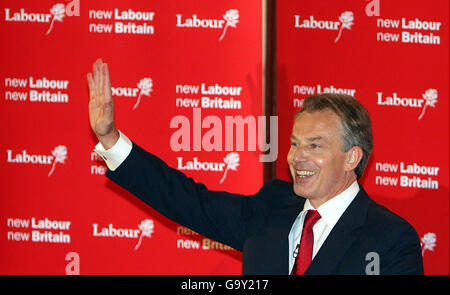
291, 210, 321, 275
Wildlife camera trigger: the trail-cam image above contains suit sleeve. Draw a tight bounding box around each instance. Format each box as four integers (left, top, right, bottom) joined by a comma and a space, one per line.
105, 142, 260, 252
381, 221, 424, 275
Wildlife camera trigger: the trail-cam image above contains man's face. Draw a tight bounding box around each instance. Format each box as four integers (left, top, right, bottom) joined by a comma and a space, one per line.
287, 109, 353, 204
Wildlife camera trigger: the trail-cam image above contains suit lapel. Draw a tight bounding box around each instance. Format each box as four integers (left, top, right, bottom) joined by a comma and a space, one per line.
305, 185, 371, 274
266, 199, 305, 274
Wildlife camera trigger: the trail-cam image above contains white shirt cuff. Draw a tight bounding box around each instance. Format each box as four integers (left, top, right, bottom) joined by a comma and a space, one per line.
94, 130, 132, 171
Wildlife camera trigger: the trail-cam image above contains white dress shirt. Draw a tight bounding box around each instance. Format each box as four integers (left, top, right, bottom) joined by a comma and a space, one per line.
94, 130, 133, 171
94, 132, 360, 274
287, 181, 359, 273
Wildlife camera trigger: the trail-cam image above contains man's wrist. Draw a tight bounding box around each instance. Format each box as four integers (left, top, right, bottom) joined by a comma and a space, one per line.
98, 129, 120, 150
94, 130, 133, 171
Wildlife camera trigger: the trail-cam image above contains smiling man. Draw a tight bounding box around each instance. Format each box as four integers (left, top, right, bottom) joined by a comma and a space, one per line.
88, 59, 423, 274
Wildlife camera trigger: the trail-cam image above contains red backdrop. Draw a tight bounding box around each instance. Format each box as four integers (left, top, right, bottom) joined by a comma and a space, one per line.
0, 0, 262, 274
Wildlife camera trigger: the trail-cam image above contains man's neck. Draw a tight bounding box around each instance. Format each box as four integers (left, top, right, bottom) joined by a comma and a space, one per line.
309, 176, 357, 209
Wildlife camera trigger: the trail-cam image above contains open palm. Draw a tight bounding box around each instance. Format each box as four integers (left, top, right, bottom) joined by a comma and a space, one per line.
87, 59, 119, 148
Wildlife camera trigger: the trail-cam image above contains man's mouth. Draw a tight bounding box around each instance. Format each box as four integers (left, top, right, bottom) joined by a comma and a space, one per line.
296, 170, 316, 178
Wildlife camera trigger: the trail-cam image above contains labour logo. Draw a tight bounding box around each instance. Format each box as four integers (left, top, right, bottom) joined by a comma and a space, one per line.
219, 152, 240, 183
418, 89, 438, 120
48, 145, 68, 176
6, 145, 67, 176
134, 78, 153, 110
176, 9, 239, 41
46, 3, 65, 35
111, 77, 153, 110
219, 9, 239, 41
421, 232, 437, 256
335, 11, 354, 43
294, 11, 354, 42
134, 219, 154, 251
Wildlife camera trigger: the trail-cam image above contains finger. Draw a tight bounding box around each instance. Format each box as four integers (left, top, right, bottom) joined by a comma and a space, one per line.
93, 60, 99, 94
93, 59, 100, 80
102, 63, 112, 102
94, 59, 102, 94
87, 72, 95, 99
99, 63, 106, 99
87, 72, 94, 91
98, 60, 107, 101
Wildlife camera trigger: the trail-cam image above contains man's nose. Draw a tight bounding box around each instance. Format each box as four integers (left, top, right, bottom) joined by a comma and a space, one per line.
293, 145, 308, 162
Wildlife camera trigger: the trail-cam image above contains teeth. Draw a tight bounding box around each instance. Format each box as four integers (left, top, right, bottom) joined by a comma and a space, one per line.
296, 170, 315, 177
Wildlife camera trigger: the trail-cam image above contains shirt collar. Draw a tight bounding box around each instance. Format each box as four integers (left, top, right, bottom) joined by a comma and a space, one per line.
302, 181, 360, 228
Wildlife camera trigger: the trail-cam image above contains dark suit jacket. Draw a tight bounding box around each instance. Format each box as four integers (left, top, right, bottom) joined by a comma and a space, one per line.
106, 142, 424, 275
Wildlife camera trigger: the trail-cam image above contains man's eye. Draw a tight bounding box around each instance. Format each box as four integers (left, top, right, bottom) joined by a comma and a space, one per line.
310, 144, 320, 149
290, 142, 298, 147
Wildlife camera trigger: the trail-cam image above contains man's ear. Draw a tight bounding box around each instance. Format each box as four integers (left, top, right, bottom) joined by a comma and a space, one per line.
345, 146, 363, 172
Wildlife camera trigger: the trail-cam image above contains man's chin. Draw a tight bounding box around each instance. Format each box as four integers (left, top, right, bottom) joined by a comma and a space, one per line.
291, 175, 316, 196
292, 184, 311, 199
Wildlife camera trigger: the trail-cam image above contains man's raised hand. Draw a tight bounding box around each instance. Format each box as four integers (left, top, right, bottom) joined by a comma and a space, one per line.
87, 59, 119, 149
